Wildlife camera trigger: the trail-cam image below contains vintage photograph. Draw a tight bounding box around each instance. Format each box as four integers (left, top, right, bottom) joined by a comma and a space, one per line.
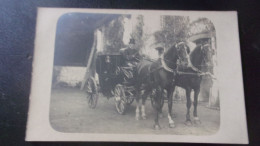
50, 12, 220, 135
26, 8, 248, 143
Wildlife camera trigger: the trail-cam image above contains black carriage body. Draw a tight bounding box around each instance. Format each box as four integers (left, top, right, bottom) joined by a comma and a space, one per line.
96, 54, 126, 97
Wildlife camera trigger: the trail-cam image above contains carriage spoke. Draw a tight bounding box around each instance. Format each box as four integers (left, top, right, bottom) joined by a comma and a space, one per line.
114, 84, 127, 115
86, 77, 98, 109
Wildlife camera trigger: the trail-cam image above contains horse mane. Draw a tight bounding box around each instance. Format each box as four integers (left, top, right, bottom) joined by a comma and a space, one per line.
163, 45, 178, 69
189, 45, 203, 68
163, 45, 176, 59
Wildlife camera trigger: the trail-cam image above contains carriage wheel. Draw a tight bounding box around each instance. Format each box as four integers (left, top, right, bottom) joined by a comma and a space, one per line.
87, 93, 98, 109
86, 77, 98, 109
114, 84, 127, 114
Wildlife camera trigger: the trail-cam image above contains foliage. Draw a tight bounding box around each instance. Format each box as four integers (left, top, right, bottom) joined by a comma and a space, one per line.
103, 16, 125, 53
130, 15, 144, 50
154, 16, 190, 49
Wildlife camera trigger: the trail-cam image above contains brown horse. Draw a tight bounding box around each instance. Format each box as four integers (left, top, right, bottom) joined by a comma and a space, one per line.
135, 42, 190, 129
174, 43, 215, 126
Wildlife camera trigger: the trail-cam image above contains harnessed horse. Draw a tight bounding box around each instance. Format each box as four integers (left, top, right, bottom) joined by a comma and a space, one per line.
174, 43, 215, 126
135, 42, 190, 129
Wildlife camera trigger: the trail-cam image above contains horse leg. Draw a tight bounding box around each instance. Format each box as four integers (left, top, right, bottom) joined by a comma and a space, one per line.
158, 89, 165, 118
141, 90, 149, 120
193, 89, 201, 125
153, 86, 162, 130
185, 88, 192, 126
167, 87, 175, 128
135, 90, 141, 120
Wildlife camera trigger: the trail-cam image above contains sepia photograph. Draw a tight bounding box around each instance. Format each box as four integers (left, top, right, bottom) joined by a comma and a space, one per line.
26, 8, 248, 143
50, 12, 219, 135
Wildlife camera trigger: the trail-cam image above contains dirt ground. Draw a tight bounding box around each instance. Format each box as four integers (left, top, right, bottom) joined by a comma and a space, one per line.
49, 87, 220, 135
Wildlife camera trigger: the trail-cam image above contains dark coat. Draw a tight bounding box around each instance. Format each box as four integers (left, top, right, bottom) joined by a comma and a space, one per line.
122, 47, 141, 62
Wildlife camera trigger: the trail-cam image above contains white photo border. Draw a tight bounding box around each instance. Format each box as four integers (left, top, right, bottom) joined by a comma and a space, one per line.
26, 8, 248, 144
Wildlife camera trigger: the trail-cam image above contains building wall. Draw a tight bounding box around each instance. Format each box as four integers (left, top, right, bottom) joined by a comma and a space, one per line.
53, 66, 87, 87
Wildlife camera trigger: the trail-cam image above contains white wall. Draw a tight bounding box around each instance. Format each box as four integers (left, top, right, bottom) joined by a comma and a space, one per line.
54, 66, 86, 87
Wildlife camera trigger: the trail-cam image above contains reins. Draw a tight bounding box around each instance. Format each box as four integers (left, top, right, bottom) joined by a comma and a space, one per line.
178, 63, 216, 80
161, 49, 216, 80
139, 44, 216, 80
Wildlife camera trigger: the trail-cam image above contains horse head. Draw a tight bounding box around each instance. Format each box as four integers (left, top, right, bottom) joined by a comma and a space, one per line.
200, 44, 215, 71
175, 42, 191, 67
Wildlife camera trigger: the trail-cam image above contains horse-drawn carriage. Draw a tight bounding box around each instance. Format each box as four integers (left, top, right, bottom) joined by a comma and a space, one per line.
84, 38, 216, 129
85, 53, 136, 114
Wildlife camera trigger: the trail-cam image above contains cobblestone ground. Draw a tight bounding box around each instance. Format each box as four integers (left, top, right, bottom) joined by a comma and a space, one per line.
50, 87, 220, 135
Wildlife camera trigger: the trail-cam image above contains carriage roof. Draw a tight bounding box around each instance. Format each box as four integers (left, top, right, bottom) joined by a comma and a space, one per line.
97, 52, 122, 56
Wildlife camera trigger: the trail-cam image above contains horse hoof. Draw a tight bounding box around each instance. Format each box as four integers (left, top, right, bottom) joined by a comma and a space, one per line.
194, 119, 201, 125
185, 120, 192, 126
153, 124, 161, 130
169, 123, 175, 128
142, 116, 147, 120
135, 116, 140, 121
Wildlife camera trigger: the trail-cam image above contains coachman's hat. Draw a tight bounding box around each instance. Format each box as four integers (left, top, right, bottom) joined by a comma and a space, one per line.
129, 38, 135, 44
155, 47, 164, 54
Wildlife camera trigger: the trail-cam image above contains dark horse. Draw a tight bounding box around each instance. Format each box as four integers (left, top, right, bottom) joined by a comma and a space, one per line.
135, 42, 190, 129
174, 43, 215, 125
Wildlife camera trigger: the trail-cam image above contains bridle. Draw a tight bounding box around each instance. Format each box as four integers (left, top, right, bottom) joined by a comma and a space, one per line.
178, 43, 216, 79
161, 42, 189, 73
157, 42, 215, 79
176, 42, 190, 64
201, 44, 214, 65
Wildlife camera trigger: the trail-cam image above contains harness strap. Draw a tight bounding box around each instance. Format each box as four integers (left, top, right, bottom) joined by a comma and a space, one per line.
190, 64, 203, 74
161, 55, 174, 73
183, 63, 216, 79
